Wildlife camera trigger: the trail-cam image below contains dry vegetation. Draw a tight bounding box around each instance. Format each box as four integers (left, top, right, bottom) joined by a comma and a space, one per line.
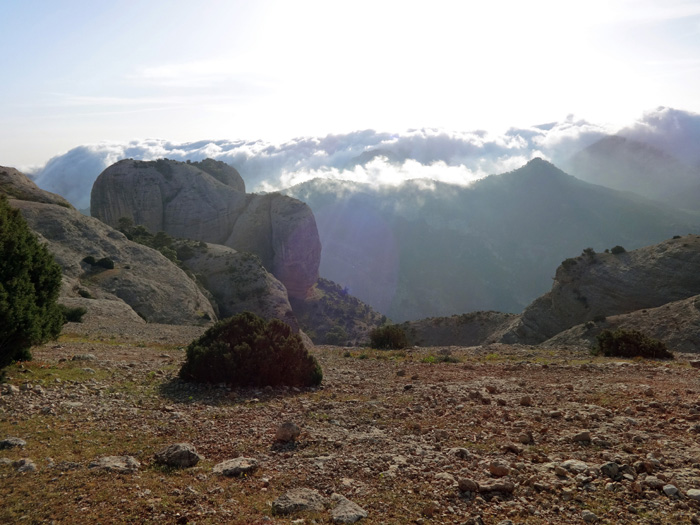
3, 318, 700, 524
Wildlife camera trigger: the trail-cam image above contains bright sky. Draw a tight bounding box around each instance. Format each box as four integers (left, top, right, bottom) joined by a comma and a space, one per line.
2, 0, 700, 169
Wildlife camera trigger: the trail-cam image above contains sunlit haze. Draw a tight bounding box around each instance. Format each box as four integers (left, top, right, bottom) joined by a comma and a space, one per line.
2, 0, 700, 171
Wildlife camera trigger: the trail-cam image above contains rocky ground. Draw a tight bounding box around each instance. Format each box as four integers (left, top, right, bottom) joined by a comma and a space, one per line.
3, 317, 700, 524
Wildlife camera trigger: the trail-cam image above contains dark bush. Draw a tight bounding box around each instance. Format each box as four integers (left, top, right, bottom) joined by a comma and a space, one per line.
96, 257, 114, 269
595, 329, 673, 359
176, 244, 196, 261
561, 257, 578, 270
82, 255, 97, 265
325, 325, 349, 346
610, 245, 626, 255
78, 289, 93, 299
179, 311, 322, 387
0, 195, 63, 370
370, 324, 408, 350
59, 305, 87, 323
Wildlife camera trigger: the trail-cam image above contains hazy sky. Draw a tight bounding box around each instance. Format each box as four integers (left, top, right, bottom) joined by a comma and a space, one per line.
2, 0, 700, 169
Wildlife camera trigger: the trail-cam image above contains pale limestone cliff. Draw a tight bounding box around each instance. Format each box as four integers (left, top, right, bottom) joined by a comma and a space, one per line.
542, 295, 700, 352
91, 159, 320, 299
498, 235, 700, 344
11, 198, 217, 325
1, 166, 72, 208
182, 243, 299, 331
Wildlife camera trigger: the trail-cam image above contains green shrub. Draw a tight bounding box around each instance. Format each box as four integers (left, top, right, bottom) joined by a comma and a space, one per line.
179, 311, 322, 387
59, 305, 87, 323
610, 245, 626, 255
595, 329, 673, 359
325, 325, 349, 345
0, 195, 64, 370
78, 289, 93, 299
96, 257, 114, 269
370, 324, 408, 350
82, 255, 97, 265
561, 257, 578, 270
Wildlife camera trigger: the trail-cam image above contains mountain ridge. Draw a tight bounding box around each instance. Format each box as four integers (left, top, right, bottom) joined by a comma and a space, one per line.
283, 158, 700, 321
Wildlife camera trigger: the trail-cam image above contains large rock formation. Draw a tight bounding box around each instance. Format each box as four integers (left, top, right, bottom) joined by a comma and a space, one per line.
0, 166, 217, 325
1, 166, 72, 207
181, 243, 299, 331
13, 200, 217, 325
91, 158, 320, 299
498, 235, 700, 344
543, 294, 700, 352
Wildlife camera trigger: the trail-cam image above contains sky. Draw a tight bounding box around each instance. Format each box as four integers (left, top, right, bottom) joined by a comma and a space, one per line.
2, 0, 700, 171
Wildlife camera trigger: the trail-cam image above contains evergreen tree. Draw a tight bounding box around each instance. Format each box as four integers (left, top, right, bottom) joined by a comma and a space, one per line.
0, 195, 63, 370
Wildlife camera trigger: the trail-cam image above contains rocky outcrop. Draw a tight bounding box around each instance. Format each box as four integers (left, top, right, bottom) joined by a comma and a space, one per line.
1, 166, 72, 208
289, 278, 385, 345
399, 311, 518, 347
181, 243, 299, 331
91, 158, 320, 299
2, 167, 217, 325
499, 235, 700, 344
543, 295, 700, 352
13, 199, 216, 325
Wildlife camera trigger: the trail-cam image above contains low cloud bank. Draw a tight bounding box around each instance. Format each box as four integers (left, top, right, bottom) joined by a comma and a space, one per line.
30, 108, 699, 210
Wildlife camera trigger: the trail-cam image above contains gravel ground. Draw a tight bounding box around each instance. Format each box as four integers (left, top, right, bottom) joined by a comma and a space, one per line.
2, 319, 700, 524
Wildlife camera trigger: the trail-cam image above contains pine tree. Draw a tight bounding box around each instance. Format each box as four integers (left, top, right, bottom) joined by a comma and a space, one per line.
0, 195, 63, 370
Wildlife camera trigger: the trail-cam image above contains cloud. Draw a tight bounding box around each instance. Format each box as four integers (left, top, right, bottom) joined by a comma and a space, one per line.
620, 107, 700, 166
31, 116, 619, 210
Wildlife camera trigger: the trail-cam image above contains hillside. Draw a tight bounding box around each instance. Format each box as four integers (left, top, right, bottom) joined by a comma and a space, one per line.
400, 234, 700, 352
284, 158, 700, 321
89, 158, 381, 343
499, 234, 700, 345
0, 165, 313, 337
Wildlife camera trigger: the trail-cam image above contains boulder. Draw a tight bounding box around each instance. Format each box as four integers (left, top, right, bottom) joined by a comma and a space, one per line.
181, 243, 298, 330
271, 488, 326, 515
275, 422, 301, 443
212, 457, 259, 477
91, 159, 321, 300
0, 437, 26, 450
331, 493, 368, 523
153, 443, 202, 468
10, 198, 216, 325
88, 456, 140, 474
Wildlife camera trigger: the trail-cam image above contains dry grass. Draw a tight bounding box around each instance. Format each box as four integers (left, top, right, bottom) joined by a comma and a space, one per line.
2, 331, 700, 523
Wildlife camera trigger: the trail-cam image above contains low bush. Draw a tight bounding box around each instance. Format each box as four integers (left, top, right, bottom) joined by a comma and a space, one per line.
60, 305, 87, 323
595, 329, 673, 359
370, 324, 408, 350
610, 245, 626, 255
179, 312, 322, 387
96, 257, 115, 269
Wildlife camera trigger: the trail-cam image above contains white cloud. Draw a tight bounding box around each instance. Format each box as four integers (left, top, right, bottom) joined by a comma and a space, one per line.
28, 113, 635, 210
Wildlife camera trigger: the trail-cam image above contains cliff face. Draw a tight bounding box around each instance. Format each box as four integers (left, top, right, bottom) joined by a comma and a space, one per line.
3, 195, 217, 326
91, 159, 321, 299
1, 166, 72, 208
500, 235, 700, 344
543, 294, 700, 352
181, 243, 299, 331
